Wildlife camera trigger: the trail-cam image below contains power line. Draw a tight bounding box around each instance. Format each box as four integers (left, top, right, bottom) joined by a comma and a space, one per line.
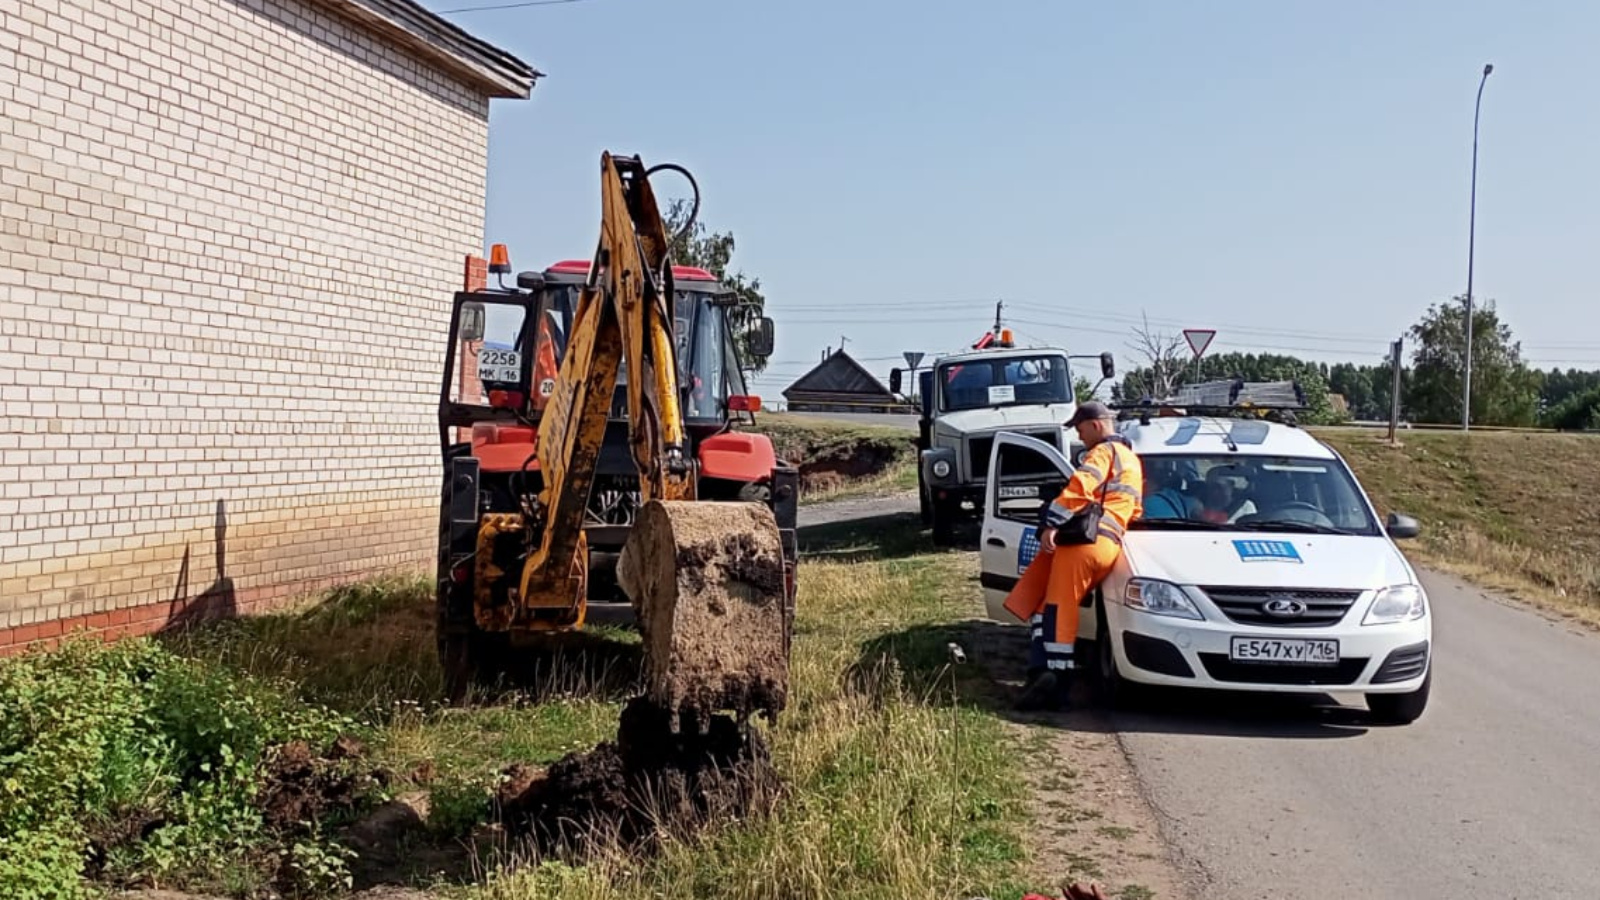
434, 0, 590, 13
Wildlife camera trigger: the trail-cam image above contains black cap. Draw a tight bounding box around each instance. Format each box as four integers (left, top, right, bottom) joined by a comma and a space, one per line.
1064, 400, 1114, 427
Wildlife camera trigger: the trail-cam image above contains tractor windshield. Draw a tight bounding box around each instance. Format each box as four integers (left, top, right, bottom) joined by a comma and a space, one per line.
673, 288, 745, 420
937, 354, 1074, 412
528, 284, 744, 421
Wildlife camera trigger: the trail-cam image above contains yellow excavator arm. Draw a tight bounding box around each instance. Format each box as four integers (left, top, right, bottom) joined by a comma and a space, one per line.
516, 152, 694, 616
501, 152, 789, 730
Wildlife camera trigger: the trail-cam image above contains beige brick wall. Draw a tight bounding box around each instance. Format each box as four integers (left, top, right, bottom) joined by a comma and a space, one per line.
0, 0, 495, 635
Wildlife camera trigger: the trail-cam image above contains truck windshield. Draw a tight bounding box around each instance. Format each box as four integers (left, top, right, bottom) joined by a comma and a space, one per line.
937, 355, 1073, 411
1136, 453, 1381, 536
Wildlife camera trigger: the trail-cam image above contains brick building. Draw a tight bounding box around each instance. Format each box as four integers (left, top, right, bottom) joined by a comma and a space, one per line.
0, 0, 539, 651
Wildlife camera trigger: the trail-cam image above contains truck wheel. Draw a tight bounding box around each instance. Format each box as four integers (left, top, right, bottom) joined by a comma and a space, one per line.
1367, 669, 1431, 725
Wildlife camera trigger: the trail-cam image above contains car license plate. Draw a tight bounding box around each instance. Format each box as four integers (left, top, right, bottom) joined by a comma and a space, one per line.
478, 348, 522, 383
1228, 636, 1339, 665
998, 484, 1038, 499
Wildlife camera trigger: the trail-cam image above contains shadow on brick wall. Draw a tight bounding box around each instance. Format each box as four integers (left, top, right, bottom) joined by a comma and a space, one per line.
163, 499, 238, 633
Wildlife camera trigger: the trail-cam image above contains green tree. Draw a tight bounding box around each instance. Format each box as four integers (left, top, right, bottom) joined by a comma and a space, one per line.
1074, 375, 1096, 403
1404, 297, 1540, 426
661, 199, 770, 375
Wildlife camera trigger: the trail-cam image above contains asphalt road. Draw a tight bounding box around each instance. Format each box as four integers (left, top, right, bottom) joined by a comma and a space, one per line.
798, 491, 1600, 899
1116, 569, 1600, 899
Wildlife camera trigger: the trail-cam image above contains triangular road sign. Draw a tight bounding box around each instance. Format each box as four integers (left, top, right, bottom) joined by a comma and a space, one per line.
1183, 329, 1216, 358
903, 351, 925, 369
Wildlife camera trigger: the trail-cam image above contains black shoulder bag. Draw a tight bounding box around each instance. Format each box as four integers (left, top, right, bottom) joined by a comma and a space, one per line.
1049, 442, 1121, 546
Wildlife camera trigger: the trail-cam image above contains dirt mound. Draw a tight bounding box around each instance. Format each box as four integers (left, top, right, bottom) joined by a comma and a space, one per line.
493, 697, 780, 858
618, 500, 789, 733
257, 736, 383, 835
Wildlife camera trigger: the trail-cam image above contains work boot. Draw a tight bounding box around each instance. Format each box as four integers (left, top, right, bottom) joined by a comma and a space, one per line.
1015, 670, 1062, 711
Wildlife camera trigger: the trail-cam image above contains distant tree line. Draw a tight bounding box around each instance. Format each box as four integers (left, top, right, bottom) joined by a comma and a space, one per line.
1108, 296, 1600, 430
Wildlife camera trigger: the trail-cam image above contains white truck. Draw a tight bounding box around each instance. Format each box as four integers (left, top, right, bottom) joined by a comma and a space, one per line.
889, 331, 1115, 545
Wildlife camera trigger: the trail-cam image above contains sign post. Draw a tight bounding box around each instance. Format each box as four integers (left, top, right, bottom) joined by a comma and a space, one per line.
1182, 328, 1216, 382
902, 351, 925, 403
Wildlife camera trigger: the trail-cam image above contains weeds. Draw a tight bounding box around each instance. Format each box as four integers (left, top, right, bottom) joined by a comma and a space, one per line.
0, 636, 367, 898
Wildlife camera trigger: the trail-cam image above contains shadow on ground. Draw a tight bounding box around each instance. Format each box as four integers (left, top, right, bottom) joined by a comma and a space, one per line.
798, 510, 944, 562
854, 618, 1378, 739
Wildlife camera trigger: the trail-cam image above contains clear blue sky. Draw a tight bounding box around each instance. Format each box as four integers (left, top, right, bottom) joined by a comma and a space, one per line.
422, 0, 1600, 398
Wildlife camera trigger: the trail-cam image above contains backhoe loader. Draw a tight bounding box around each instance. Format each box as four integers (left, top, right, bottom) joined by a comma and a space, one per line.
433, 153, 798, 728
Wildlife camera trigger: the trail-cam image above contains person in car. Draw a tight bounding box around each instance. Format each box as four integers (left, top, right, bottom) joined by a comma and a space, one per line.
1197, 467, 1256, 523
1142, 458, 1200, 520
1002, 401, 1145, 711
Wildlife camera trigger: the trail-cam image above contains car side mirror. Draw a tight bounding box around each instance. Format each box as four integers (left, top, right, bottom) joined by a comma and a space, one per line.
748, 316, 775, 358
1100, 351, 1116, 379
459, 301, 486, 341
889, 369, 903, 394
1385, 512, 1421, 540
516, 271, 546, 292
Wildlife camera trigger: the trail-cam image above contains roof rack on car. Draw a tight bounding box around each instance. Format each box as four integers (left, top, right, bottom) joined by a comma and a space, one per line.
1112, 378, 1309, 427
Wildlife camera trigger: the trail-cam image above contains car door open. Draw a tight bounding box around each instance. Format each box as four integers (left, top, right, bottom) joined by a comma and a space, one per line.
978, 431, 1074, 623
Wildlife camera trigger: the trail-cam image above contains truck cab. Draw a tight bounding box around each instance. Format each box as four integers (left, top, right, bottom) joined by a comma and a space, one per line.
889, 333, 1115, 545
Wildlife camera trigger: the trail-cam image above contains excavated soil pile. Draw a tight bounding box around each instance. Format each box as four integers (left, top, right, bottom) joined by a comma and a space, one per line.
258, 735, 386, 835
494, 696, 779, 857
617, 500, 789, 731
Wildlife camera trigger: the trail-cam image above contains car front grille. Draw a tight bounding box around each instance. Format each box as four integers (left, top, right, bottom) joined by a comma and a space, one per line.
967, 430, 1061, 481
1199, 586, 1364, 628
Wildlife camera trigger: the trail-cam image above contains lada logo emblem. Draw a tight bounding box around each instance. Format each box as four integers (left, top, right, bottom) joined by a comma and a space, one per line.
1262, 596, 1307, 617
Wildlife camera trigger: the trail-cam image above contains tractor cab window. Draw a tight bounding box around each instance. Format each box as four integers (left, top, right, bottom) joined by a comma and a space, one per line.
938, 354, 1073, 411
675, 289, 734, 421
449, 300, 528, 406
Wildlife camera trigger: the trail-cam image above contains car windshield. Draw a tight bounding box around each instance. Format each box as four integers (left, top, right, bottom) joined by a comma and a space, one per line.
1134, 453, 1381, 536
937, 354, 1073, 411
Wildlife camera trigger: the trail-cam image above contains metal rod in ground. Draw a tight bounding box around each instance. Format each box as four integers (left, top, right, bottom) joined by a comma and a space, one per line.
1388, 337, 1404, 445
947, 641, 967, 874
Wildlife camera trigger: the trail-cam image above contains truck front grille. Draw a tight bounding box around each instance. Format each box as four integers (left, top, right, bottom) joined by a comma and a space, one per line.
967, 430, 1061, 481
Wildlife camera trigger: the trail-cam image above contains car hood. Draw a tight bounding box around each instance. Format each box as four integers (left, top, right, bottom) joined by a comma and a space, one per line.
1121, 530, 1415, 590
936, 405, 1076, 434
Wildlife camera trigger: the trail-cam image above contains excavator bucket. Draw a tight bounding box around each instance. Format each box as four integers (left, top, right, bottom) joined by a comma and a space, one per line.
617, 499, 790, 732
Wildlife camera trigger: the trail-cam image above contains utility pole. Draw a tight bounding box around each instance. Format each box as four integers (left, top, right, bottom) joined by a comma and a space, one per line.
992, 300, 1004, 339
1388, 336, 1404, 445
1463, 62, 1493, 431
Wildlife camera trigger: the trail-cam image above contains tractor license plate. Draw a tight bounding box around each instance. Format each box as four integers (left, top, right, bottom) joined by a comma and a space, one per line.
998, 484, 1039, 499
478, 348, 522, 383
1229, 637, 1339, 665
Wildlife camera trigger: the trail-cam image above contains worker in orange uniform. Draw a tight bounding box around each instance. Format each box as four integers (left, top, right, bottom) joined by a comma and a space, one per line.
1003, 400, 1144, 711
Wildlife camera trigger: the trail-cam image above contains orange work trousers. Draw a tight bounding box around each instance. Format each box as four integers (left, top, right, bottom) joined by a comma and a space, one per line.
1002, 535, 1122, 671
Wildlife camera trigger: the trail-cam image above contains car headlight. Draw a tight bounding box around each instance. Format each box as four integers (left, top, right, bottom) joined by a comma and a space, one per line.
931, 459, 952, 478
1121, 578, 1204, 620
1362, 584, 1427, 625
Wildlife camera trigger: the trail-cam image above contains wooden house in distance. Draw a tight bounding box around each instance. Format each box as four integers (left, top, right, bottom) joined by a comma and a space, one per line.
782, 348, 907, 414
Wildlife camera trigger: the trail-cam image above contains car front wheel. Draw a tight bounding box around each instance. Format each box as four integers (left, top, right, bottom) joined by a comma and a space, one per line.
1090, 600, 1138, 709
1367, 668, 1431, 725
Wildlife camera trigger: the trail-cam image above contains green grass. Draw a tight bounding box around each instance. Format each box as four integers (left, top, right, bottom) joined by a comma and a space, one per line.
5, 505, 1046, 899
451, 524, 1034, 900
1315, 428, 1600, 623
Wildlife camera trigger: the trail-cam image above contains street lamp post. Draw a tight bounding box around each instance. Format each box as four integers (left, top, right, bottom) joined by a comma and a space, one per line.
1463, 62, 1493, 431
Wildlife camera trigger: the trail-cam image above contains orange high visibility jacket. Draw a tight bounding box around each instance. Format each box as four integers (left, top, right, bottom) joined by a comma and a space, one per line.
1041, 435, 1144, 544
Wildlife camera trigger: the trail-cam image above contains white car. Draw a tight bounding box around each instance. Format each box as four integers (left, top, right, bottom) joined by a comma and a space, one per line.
978, 412, 1432, 725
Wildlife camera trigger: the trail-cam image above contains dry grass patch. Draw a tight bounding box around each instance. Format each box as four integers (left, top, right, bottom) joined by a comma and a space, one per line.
748, 413, 917, 504
1316, 428, 1600, 625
